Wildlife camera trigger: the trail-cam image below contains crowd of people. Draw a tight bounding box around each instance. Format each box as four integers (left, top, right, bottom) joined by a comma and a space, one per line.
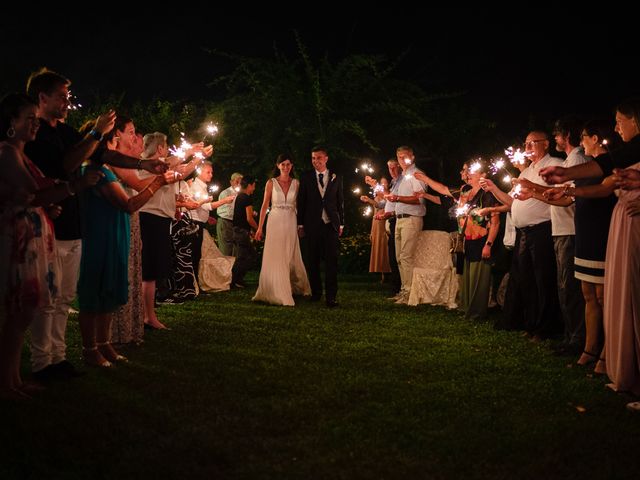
1, 67, 639, 411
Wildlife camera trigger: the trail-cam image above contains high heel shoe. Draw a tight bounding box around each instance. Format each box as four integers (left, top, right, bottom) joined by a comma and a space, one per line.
97, 342, 128, 363
82, 347, 113, 368
577, 350, 599, 366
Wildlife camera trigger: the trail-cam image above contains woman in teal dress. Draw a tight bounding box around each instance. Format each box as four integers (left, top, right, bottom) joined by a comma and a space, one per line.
77, 153, 172, 367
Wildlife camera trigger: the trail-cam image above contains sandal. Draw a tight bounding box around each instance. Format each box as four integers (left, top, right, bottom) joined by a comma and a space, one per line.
97, 342, 128, 363
577, 350, 599, 366
82, 347, 113, 368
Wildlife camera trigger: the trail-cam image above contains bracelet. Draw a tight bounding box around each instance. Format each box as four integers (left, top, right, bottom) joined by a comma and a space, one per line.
147, 186, 155, 196
485, 241, 493, 247
88, 129, 103, 142
562, 185, 574, 197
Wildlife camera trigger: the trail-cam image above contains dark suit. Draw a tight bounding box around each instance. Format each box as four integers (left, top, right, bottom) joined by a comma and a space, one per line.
297, 170, 344, 302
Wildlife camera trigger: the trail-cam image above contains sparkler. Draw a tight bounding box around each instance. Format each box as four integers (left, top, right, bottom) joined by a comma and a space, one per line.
489, 157, 513, 184
504, 146, 530, 166
354, 162, 375, 174
510, 184, 522, 198
202, 122, 219, 142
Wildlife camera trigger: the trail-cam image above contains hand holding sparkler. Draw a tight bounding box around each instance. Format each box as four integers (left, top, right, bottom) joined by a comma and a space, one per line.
94, 110, 116, 137
164, 170, 182, 184
479, 177, 497, 193
140, 159, 169, 174
543, 187, 565, 201
539, 166, 569, 184
364, 175, 377, 187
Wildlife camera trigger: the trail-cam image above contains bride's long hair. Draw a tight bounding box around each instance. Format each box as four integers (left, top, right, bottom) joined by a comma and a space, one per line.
273, 153, 296, 178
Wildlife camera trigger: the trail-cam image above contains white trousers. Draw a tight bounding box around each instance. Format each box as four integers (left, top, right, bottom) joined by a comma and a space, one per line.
30, 239, 81, 371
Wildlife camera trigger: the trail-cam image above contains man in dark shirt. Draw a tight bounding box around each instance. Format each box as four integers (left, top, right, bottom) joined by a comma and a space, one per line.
231, 176, 258, 288
24, 68, 165, 380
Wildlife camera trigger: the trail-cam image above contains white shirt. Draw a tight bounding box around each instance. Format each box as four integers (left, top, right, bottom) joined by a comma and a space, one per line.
217, 185, 237, 220
550, 147, 590, 236
138, 170, 178, 219
315, 169, 330, 223
190, 177, 212, 223
511, 154, 563, 229
394, 164, 426, 217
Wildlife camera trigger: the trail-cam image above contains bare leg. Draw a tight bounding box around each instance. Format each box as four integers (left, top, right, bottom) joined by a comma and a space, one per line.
79, 311, 111, 367
97, 314, 127, 362
0, 309, 33, 399
142, 280, 167, 329
578, 281, 603, 365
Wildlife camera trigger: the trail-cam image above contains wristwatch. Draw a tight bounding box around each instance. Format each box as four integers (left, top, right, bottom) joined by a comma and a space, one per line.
485, 241, 493, 247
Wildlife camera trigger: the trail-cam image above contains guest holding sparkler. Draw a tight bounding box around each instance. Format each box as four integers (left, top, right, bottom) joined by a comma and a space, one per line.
0, 93, 100, 398
24, 68, 166, 381
371, 159, 402, 294
253, 154, 310, 305
217, 173, 243, 256
483, 131, 562, 338
76, 135, 175, 367
360, 177, 391, 282
138, 132, 206, 327
512, 116, 589, 356
384, 146, 426, 304
542, 119, 617, 371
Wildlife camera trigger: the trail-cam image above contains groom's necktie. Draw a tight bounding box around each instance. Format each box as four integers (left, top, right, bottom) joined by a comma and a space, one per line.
318, 173, 324, 187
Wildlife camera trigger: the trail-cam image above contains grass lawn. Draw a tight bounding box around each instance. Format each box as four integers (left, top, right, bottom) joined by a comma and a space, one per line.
2, 274, 639, 479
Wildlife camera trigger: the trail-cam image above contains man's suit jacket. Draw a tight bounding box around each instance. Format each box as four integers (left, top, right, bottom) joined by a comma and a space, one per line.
297, 170, 344, 234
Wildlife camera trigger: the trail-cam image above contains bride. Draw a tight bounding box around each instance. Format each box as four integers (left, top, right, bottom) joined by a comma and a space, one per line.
253, 154, 311, 305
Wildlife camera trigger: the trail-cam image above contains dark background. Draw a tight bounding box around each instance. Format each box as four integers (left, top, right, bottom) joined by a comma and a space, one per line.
2, 10, 637, 139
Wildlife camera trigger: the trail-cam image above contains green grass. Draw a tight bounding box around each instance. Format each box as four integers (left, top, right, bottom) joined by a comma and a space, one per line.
2, 274, 640, 479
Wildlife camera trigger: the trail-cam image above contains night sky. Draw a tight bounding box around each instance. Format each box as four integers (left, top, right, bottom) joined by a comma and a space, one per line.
2, 11, 637, 138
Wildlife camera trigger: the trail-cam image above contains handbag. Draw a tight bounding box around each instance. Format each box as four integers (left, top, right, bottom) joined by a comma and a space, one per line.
451, 211, 470, 254
173, 211, 200, 238
451, 230, 465, 254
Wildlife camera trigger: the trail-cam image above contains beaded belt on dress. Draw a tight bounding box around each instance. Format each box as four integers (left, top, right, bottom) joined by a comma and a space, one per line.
271, 205, 294, 210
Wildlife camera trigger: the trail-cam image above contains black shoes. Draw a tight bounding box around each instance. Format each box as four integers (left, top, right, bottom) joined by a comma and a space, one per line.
326, 299, 338, 308
33, 360, 85, 382
310, 294, 322, 302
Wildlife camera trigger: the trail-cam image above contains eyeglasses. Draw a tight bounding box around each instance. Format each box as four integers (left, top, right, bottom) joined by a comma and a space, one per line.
523, 139, 545, 148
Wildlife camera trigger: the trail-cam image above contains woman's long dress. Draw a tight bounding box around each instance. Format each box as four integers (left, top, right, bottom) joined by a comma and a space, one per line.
252, 178, 311, 306
604, 162, 640, 394
369, 208, 391, 273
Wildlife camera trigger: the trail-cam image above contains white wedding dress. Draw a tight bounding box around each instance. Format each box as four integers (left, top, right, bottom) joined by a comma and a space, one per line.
252, 178, 311, 306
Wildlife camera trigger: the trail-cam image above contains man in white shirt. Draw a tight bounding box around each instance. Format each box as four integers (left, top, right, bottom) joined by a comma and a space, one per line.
485, 131, 562, 339
216, 172, 243, 255
385, 146, 426, 303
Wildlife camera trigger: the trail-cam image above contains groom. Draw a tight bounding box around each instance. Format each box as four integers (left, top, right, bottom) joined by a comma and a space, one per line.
297, 146, 344, 308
